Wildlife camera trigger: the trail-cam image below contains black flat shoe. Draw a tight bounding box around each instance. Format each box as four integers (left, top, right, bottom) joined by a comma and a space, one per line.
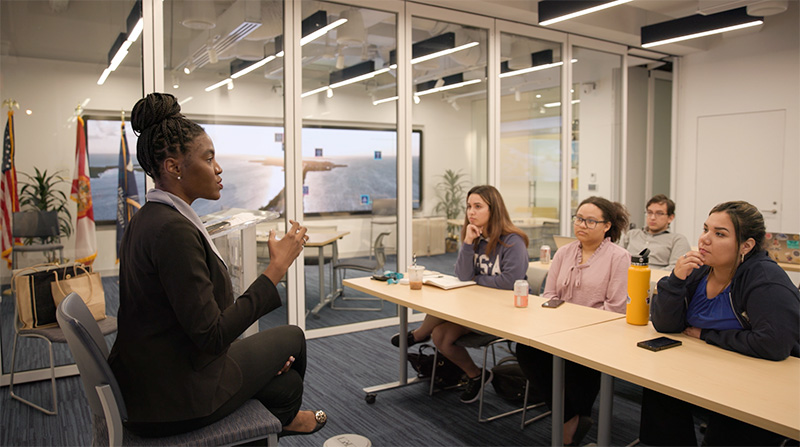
279, 410, 327, 438
391, 330, 430, 347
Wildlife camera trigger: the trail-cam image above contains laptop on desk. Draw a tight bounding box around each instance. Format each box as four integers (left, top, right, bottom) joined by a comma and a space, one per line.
765, 232, 800, 264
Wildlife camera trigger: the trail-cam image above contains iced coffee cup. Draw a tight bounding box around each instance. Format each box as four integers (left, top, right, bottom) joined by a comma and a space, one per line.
408, 265, 425, 290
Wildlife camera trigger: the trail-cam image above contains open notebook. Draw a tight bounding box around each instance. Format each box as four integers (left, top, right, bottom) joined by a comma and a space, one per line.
422, 272, 476, 290
400, 272, 476, 290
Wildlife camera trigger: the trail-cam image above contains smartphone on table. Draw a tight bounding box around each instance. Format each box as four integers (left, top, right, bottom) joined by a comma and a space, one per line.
542, 298, 565, 308
637, 336, 682, 352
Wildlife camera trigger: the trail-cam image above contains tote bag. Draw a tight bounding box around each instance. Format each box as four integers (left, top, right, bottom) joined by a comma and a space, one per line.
13, 263, 84, 330
51, 265, 106, 321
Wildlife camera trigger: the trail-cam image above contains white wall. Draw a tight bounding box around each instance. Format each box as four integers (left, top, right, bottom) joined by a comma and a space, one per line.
673, 4, 800, 283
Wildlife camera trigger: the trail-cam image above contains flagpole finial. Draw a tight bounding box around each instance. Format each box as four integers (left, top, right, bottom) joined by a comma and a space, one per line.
121, 109, 125, 122
2, 99, 19, 111
75, 105, 83, 117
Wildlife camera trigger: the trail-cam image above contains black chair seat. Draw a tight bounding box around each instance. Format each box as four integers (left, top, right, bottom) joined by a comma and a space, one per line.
333, 258, 378, 271
455, 332, 501, 348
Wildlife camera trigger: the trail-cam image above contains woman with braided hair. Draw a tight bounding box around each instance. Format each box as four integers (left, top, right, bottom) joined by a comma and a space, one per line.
108, 93, 326, 438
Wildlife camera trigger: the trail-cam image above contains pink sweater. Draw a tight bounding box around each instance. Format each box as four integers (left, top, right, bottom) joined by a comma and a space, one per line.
543, 238, 630, 314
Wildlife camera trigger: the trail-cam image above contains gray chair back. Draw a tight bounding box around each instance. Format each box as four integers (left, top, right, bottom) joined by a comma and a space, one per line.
56, 293, 127, 421
13, 210, 60, 239
373, 232, 390, 271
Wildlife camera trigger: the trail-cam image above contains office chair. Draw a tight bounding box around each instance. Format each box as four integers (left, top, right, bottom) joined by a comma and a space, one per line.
370, 199, 396, 259
329, 232, 390, 311
9, 271, 117, 415
56, 293, 281, 446
12, 210, 64, 269
428, 335, 550, 424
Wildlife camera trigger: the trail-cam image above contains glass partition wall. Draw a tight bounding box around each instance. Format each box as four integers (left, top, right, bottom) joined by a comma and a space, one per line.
407, 11, 490, 317
301, 2, 399, 329
569, 44, 624, 222
498, 30, 563, 259
164, 0, 289, 328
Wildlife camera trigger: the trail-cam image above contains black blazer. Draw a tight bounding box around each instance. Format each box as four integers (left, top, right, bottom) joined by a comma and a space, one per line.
109, 202, 281, 423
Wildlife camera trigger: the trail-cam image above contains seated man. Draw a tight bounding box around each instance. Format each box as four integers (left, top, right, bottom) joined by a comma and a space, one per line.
620, 194, 690, 270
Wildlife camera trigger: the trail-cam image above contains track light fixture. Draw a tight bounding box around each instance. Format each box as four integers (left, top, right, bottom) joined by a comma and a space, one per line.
641, 7, 763, 48
538, 0, 633, 26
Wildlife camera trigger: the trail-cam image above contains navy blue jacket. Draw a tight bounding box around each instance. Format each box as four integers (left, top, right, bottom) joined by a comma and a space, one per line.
653, 251, 800, 361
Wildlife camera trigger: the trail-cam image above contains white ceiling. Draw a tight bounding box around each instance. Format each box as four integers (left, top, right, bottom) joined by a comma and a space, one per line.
0, 0, 787, 87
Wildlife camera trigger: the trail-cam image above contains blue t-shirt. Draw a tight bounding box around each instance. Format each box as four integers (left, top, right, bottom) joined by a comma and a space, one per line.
686, 275, 743, 331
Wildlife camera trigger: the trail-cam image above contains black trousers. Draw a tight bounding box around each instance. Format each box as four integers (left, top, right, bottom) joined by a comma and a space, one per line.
127, 325, 307, 437
516, 343, 601, 422
639, 388, 787, 446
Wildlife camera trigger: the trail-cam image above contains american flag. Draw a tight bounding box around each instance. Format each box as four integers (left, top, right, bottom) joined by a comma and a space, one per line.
1, 110, 19, 269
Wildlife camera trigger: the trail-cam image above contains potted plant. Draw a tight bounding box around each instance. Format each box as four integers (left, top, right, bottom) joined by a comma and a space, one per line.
433, 169, 469, 252
18, 168, 74, 245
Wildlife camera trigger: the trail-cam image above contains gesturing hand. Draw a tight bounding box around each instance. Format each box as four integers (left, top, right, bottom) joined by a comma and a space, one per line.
673, 250, 704, 280
276, 356, 295, 375
264, 220, 308, 285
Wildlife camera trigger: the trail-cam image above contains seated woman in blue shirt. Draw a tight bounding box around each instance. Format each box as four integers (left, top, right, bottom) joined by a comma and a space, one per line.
390, 185, 529, 404
640, 201, 800, 446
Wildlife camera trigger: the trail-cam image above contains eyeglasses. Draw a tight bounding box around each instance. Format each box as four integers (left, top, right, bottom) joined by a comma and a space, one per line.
572, 215, 607, 229
645, 211, 668, 217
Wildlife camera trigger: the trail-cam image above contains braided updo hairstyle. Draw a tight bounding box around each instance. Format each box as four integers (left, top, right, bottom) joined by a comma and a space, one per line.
131, 93, 205, 180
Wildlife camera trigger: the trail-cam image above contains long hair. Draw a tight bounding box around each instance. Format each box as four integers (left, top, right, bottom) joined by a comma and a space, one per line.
131, 93, 205, 180
461, 185, 528, 256
709, 201, 765, 266
577, 196, 629, 243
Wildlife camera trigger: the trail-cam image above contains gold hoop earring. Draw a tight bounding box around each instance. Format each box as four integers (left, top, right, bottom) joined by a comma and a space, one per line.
740, 253, 744, 263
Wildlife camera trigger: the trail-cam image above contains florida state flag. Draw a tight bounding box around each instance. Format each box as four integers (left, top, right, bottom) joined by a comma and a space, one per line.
71, 116, 97, 265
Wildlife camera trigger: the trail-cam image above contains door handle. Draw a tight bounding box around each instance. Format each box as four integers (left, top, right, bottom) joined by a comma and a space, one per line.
760, 209, 778, 215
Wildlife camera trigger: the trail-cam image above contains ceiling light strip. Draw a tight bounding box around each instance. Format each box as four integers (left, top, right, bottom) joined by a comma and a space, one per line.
300, 18, 347, 46
539, 0, 633, 26
231, 55, 277, 79
415, 79, 482, 97
499, 61, 564, 78
544, 99, 581, 108
641, 20, 762, 48
205, 78, 233, 92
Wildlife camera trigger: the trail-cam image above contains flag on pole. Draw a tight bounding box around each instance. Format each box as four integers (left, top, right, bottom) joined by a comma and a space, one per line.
1, 110, 19, 269
116, 119, 140, 261
71, 116, 97, 265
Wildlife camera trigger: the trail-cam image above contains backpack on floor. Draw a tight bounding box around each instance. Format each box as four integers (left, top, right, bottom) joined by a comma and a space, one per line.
407, 343, 464, 388
491, 357, 540, 403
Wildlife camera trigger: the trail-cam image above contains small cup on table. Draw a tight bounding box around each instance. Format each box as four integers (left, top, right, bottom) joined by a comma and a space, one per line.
408, 265, 425, 290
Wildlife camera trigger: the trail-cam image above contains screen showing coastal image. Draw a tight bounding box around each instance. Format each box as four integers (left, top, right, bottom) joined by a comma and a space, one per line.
87, 119, 421, 221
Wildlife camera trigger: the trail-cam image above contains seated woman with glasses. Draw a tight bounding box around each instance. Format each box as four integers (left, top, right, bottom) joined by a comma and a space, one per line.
517, 196, 630, 446
639, 201, 800, 446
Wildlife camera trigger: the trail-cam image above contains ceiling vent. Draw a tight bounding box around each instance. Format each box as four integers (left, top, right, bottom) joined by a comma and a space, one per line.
183, 0, 262, 71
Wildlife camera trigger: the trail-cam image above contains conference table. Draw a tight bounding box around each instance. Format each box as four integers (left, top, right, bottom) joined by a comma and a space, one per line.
535, 318, 800, 442
343, 276, 800, 446
343, 276, 624, 446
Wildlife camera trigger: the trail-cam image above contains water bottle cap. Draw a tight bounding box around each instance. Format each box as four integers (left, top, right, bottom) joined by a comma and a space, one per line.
632, 248, 650, 265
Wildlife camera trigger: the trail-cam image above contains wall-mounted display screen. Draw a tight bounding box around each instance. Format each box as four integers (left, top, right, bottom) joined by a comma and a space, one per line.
86, 119, 421, 222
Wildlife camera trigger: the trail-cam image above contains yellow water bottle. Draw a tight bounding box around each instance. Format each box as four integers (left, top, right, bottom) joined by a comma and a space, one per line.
627, 248, 651, 325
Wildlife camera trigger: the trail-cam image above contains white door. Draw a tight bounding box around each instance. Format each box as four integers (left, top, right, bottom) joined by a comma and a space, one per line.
695, 110, 785, 234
